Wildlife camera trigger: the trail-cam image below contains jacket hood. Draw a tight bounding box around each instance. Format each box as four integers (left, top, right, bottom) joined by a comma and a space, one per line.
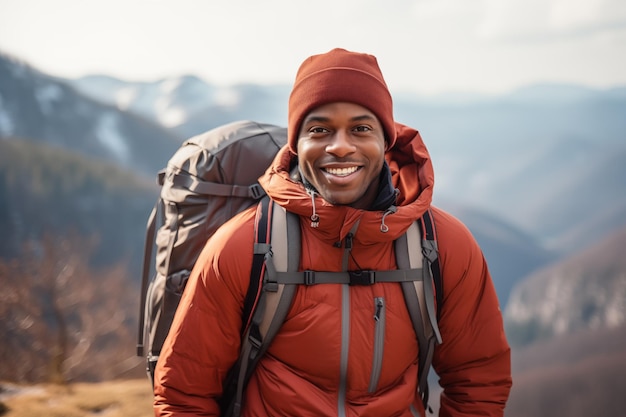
258, 122, 434, 245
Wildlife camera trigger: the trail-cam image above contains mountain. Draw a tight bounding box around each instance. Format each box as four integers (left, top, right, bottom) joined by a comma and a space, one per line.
440, 201, 555, 307
71, 74, 217, 129
70, 72, 626, 255
0, 137, 157, 272
504, 225, 626, 346
71, 74, 289, 138
395, 85, 626, 254
0, 53, 181, 179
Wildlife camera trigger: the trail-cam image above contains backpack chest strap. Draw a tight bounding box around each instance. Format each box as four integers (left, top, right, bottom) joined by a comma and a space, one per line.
264, 267, 423, 286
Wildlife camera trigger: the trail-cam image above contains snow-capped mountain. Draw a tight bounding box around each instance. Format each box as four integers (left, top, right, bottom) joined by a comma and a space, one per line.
71, 74, 217, 128
0, 52, 180, 178
71, 74, 289, 138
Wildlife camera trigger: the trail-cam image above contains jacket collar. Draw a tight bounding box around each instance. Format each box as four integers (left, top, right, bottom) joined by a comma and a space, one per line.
297, 161, 397, 212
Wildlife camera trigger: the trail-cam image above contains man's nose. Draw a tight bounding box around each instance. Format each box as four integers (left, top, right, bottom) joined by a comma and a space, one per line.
326, 130, 356, 157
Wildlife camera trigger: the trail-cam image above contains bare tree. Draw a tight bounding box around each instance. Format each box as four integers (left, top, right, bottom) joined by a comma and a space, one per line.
0, 233, 143, 383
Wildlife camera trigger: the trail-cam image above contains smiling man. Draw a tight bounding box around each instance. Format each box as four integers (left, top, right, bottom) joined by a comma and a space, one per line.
296, 102, 387, 209
154, 48, 512, 417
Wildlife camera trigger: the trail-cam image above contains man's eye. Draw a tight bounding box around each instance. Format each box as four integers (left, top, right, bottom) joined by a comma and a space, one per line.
354, 125, 372, 132
309, 126, 328, 134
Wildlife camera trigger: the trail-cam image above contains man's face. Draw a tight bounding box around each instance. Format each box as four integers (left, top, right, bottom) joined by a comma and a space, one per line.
297, 102, 386, 209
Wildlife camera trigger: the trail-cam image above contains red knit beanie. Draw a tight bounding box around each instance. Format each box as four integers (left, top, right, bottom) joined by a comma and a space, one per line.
288, 48, 396, 154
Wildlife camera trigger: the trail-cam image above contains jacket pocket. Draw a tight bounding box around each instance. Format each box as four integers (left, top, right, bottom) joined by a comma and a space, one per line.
368, 297, 386, 393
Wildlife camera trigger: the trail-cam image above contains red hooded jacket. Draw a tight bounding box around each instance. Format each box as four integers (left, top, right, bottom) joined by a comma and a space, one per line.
154, 123, 512, 416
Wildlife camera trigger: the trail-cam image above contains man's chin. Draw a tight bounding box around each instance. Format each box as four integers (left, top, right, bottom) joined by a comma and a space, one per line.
321, 192, 364, 208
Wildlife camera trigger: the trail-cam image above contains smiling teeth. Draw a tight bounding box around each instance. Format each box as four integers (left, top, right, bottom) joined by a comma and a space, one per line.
326, 166, 358, 176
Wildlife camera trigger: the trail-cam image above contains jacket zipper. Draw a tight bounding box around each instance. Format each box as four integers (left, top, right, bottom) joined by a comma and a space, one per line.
369, 297, 386, 393
338, 223, 360, 416
338, 284, 350, 417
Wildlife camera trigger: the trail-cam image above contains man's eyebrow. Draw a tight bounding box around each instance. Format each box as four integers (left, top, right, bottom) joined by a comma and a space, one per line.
350, 114, 377, 122
302, 114, 376, 124
302, 115, 331, 124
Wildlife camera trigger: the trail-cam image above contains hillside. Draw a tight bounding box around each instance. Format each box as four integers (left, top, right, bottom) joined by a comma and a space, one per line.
505, 324, 626, 417
439, 201, 555, 306
0, 138, 157, 383
0, 137, 157, 268
504, 225, 626, 346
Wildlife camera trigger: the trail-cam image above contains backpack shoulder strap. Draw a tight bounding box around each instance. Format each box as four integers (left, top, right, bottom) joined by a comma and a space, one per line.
227, 198, 300, 417
395, 207, 442, 409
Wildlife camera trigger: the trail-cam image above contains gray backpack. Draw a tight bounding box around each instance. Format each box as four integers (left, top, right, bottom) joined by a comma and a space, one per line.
136, 120, 443, 415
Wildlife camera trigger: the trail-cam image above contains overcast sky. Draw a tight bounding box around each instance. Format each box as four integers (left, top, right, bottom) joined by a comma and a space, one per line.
1, 0, 625, 95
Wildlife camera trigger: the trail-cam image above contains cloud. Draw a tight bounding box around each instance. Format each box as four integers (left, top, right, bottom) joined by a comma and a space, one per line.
478, 0, 626, 42
0, 0, 624, 94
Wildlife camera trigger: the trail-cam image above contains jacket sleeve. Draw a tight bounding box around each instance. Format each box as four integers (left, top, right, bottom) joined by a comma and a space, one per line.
153, 209, 257, 416
431, 208, 512, 417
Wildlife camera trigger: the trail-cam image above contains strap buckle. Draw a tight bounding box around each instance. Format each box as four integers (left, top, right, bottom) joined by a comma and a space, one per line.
304, 270, 316, 285
249, 183, 266, 199
349, 270, 375, 285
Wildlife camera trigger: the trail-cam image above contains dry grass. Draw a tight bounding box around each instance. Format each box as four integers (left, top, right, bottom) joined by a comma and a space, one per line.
0, 379, 153, 417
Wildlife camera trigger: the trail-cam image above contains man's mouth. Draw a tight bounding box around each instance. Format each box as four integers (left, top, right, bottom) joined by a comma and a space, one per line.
324, 166, 359, 177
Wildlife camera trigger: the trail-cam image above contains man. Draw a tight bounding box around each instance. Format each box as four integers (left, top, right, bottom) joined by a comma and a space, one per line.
154, 48, 512, 416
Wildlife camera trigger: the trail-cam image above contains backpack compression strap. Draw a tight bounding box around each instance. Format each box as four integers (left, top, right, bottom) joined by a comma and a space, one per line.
169, 170, 266, 199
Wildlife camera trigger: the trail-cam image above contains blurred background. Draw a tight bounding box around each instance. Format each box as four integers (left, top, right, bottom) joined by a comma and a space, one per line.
1, 1, 625, 416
